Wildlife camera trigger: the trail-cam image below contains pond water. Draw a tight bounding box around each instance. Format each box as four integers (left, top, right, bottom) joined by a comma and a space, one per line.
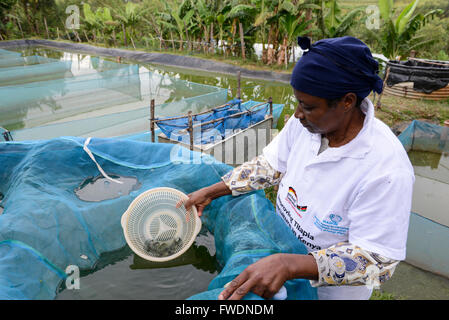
75, 174, 141, 202
3, 46, 296, 136
56, 229, 218, 300
408, 150, 449, 227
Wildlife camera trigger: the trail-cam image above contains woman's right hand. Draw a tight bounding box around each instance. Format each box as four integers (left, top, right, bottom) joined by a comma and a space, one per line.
177, 187, 213, 217
176, 181, 232, 217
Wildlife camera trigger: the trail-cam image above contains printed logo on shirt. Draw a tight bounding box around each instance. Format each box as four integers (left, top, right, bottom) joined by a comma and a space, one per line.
276, 198, 321, 251
285, 186, 307, 218
313, 214, 349, 236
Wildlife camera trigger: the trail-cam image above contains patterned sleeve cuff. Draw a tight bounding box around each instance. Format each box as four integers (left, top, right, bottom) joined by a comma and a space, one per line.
221, 154, 283, 196
308, 242, 399, 289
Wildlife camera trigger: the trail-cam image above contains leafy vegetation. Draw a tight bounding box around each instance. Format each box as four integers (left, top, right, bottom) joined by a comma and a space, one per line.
365, 0, 443, 59
0, 0, 447, 65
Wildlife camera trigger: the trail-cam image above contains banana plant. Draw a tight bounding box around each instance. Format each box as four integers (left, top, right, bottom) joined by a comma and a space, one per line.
253, 0, 277, 63
226, 2, 258, 59
319, 0, 363, 38
113, 1, 148, 48
83, 4, 119, 45
277, 0, 319, 66
279, 12, 314, 65
171, 8, 195, 51
194, 0, 215, 53
374, 0, 443, 59
82, 3, 102, 42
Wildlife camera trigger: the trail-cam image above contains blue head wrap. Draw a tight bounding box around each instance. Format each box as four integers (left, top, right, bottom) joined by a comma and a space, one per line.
290, 36, 384, 100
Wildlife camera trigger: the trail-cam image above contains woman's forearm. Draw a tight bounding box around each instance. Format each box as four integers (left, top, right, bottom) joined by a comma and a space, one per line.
221, 154, 283, 196
204, 180, 232, 200
280, 253, 319, 281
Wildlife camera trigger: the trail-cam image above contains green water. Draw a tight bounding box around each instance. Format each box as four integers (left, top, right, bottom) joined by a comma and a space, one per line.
56, 229, 218, 300
377, 150, 449, 300
8, 46, 296, 131
408, 150, 449, 227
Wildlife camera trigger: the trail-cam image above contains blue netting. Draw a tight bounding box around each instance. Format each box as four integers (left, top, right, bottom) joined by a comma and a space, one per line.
398, 120, 449, 154
156, 99, 283, 145
0, 60, 73, 86
0, 49, 21, 57
1, 52, 228, 138
0, 136, 316, 300
0, 55, 58, 68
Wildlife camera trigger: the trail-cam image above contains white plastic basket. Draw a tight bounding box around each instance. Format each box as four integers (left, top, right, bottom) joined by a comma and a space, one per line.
121, 187, 201, 262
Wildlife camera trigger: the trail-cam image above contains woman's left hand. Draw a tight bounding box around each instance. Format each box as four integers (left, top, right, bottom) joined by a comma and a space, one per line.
218, 253, 291, 300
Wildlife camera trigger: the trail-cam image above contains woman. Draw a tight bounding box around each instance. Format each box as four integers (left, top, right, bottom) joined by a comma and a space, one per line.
180, 36, 415, 300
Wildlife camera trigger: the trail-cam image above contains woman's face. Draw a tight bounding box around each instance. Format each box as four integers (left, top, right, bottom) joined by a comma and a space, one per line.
293, 89, 348, 135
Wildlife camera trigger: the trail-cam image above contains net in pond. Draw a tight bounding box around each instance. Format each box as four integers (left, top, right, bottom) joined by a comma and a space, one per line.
0, 136, 316, 300
156, 99, 284, 145
0, 60, 73, 86
398, 120, 449, 279
0, 55, 59, 68
1, 52, 228, 139
0, 49, 21, 57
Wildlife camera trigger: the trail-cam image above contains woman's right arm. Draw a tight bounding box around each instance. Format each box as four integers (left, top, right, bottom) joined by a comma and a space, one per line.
179, 154, 282, 216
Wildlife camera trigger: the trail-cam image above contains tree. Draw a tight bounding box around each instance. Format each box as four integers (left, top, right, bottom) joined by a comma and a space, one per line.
318, 0, 364, 38
373, 0, 443, 59
225, 2, 258, 59
0, 0, 18, 39
113, 1, 148, 48
279, 10, 314, 66
82, 3, 119, 44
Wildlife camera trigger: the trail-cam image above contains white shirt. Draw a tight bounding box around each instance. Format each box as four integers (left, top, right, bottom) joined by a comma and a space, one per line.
263, 98, 415, 300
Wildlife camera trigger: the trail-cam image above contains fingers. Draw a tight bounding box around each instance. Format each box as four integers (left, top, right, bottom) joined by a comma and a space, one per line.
196, 206, 203, 217
176, 196, 190, 209
219, 272, 258, 300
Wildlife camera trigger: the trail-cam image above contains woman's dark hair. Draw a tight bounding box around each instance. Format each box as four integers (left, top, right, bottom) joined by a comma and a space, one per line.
327, 94, 363, 109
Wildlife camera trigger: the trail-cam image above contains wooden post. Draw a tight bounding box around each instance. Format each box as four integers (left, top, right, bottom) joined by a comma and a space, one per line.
17, 20, 24, 39
268, 97, 273, 116
83, 30, 89, 42
122, 23, 127, 47
130, 36, 136, 49
376, 66, 391, 110
187, 111, 194, 151
210, 23, 214, 54
238, 21, 246, 59
74, 30, 82, 43
150, 99, 155, 142
44, 17, 49, 39
170, 31, 175, 51
57, 27, 60, 40
237, 71, 241, 100
112, 29, 117, 46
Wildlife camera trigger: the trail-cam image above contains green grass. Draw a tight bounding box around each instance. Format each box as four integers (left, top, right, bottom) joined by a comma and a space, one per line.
370, 289, 400, 300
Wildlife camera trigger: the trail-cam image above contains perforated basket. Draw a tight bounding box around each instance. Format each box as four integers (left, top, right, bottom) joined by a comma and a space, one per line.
121, 187, 201, 262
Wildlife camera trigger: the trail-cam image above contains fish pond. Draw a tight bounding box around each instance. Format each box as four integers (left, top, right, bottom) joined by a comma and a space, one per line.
1, 46, 448, 300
